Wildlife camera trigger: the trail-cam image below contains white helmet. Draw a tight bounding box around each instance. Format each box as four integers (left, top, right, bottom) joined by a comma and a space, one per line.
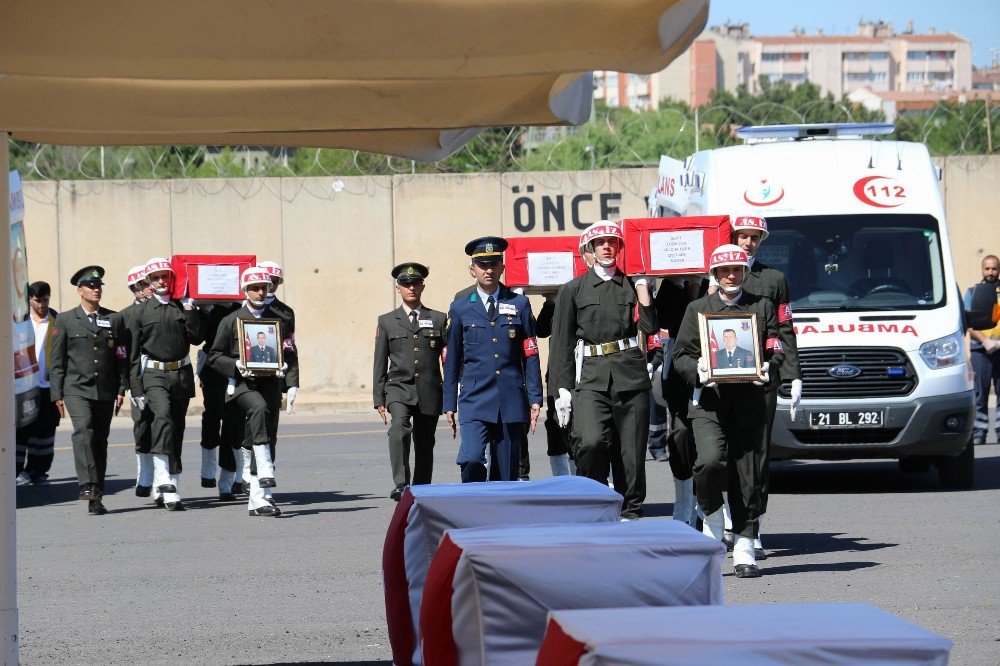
144, 257, 174, 295
240, 267, 271, 307
708, 244, 750, 295
257, 260, 284, 285
578, 221, 624, 268
126, 265, 147, 287
730, 215, 769, 242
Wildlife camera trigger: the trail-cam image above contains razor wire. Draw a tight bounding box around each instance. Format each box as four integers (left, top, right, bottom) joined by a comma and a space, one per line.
9, 99, 999, 193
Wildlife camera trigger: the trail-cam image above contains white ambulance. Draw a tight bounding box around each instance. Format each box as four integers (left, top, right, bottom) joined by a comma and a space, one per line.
651, 123, 990, 488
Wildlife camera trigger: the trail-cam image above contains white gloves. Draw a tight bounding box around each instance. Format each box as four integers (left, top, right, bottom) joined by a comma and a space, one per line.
236, 361, 254, 378
276, 362, 289, 379
132, 396, 147, 411
180, 297, 196, 309
754, 363, 771, 386
631, 276, 650, 288
286, 386, 298, 414
647, 362, 656, 380
697, 358, 716, 388
790, 378, 803, 421
555, 388, 573, 427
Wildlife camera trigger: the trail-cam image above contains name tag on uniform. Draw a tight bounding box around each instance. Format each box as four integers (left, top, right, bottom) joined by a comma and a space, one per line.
419, 319, 434, 328
96, 318, 111, 328
498, 303, 516, 315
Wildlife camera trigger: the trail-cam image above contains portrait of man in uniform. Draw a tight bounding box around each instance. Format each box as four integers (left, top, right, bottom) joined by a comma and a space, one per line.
701, 314, 763, 382
239, 319, 283, 373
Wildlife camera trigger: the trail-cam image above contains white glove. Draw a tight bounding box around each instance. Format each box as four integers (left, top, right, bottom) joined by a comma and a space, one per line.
697, 357, 717, 388
985, 339, 1000, 354
276, 362, 289, 379
647, 362, 655, 380
754, 363, 771, 386
555, 388, 573, 428
180, 297, 196, 309
236, 361, 254, 378
133, 396, 147, 411
790, 378, 803, 421
631, 276, 650, 288
227, 379, 236, 396
286, 386, 298, 414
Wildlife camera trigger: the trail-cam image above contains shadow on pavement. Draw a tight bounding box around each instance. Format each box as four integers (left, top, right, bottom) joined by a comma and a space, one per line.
769, 449, 1000, 494
15, 477, 134, 509
763, 532, 897, 558
745, 561, 881, 576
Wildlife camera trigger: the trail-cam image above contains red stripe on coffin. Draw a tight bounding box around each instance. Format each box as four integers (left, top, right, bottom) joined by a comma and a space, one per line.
621, 216, 731, 276
536, 604, 953, 665
534, 617, 588, 666
418, 533, 464, 666
421, 521, 725, 665
382, 488, 417, 666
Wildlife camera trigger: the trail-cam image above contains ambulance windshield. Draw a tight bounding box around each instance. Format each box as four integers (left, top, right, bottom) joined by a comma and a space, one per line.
757, 214, 946, 312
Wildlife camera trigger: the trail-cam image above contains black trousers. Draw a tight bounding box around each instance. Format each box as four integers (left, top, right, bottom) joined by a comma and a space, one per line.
543, 395, 571, 457
131, 399, 153, 454
219, 400, 243, 472
691, 412, 766, 539
518, 429, 531, 479
16, 387, 60, 478
145, 386, 189, 475
62, 395, 114, 493
760, 382, 778, 515
664, 384, 697, 482
386, 402, 437, 487
232, 379, 282, 451
200, 373, 236, 473
574, 384, 648, 517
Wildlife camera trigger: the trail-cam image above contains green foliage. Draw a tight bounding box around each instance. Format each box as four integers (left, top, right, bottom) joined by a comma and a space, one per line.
9, 82, 997, 180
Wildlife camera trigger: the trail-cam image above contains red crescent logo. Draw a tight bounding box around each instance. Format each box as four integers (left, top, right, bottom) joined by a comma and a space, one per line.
853, 175, 904, 208
743, 181, 785, 206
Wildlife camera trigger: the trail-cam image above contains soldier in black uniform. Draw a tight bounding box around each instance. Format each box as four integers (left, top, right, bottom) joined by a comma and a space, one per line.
728, 216, 802, 558
119, 265, 156, 496
549, 222, 656, 520
373, 262, 447, 500
259, 260, 299, 415
197, 298, 242, 498
128, 257, 204, 511
208, 268, 297, 517
673, 245, 783, 578
48, 266, 128, 515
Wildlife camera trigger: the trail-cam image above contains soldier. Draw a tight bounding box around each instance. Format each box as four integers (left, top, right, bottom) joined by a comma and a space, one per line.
208, 268, 296, 517
549, 222, 656, 520
118, 265, 156, 496
197, 296, 242, 498
443, 236, 543, 482
48, 266, 128, 515
373, 262, 446, 500
15, 281, 61, 486
723, 216, 802, 558
128, 257, 204, 511
258, 260, 299, 415
673, 245, 784, 578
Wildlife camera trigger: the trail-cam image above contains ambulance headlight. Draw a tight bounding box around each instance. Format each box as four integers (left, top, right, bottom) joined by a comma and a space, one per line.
918, 332, 964, 369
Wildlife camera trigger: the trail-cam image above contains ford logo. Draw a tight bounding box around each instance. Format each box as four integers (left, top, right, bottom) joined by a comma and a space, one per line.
828, 364, 862, 379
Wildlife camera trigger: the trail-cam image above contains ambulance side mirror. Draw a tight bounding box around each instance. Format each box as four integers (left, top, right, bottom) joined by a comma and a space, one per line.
965, 282, 1000, 330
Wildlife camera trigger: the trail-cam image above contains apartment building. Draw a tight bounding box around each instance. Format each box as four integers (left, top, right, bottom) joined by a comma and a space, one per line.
594, 20, 973, 110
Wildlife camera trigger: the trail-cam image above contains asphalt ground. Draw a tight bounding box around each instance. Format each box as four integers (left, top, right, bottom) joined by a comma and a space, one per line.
15, 412, 1000, 665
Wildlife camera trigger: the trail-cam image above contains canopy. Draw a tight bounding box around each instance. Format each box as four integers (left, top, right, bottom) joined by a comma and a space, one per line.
0, 0, 709, 159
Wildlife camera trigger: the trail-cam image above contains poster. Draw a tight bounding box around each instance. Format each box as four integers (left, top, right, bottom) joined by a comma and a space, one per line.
196, 264, 241, 296
527, 252, 574, 285
649, 230, 705, 272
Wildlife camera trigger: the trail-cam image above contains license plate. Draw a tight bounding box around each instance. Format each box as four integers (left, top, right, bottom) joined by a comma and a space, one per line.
808, 410, 884, 429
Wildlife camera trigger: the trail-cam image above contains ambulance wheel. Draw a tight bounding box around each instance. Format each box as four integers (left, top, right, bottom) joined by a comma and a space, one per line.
898, 457, 931, 474
937, 441, 974, 489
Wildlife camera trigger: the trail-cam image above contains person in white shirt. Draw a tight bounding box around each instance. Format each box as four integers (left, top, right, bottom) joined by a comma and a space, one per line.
15, 281, 61, 486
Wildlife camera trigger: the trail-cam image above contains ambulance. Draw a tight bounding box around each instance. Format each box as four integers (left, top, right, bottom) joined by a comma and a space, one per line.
650, 123, 993, 488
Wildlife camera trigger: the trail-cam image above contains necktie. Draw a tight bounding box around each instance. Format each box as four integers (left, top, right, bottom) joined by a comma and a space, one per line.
728, 351, 733, 364
88, 312, 97, 329
486, 297, 496, 319
410, 310, 418, 327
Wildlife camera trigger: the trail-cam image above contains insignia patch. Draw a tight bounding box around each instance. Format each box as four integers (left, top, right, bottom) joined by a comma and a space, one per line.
508, 328, 516, 339
523, 337, 539, 357
485, 243, 494, 253
430, 340, 437, 349
470, 294, 477, 302
406, 266, 415, 275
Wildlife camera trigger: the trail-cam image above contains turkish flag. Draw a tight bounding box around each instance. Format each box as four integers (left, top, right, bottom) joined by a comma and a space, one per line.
709, 328, 719, 354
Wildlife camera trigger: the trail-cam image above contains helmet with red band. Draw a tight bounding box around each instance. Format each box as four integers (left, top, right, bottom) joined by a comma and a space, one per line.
144, 257, 174, 295
731, 215, 769, 242
240, 268, 272, 291
257, 260, 284, 285
709, 244, 749, 296
126, 265, 147, 287
578, 221, 624, 251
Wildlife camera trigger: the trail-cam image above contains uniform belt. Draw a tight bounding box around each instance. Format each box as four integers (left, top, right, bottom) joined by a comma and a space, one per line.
582, 336, 639, 357
146, 357, 191, 371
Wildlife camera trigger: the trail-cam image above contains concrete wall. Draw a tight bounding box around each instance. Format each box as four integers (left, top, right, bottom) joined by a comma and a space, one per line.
20, 157, 1000, 406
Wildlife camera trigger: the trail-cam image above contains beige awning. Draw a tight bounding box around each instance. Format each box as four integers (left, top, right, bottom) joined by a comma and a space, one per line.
0, 0, 708, 158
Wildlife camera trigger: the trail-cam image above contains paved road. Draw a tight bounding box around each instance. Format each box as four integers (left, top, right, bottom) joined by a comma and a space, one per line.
15, 413, 1000, 664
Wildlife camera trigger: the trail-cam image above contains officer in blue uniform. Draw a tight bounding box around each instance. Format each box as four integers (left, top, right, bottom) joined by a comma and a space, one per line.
443, 236, 543, 482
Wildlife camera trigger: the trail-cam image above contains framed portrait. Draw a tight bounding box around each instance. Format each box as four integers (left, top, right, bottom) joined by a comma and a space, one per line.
238, 318, 284, 375
698, 312, 763, 383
